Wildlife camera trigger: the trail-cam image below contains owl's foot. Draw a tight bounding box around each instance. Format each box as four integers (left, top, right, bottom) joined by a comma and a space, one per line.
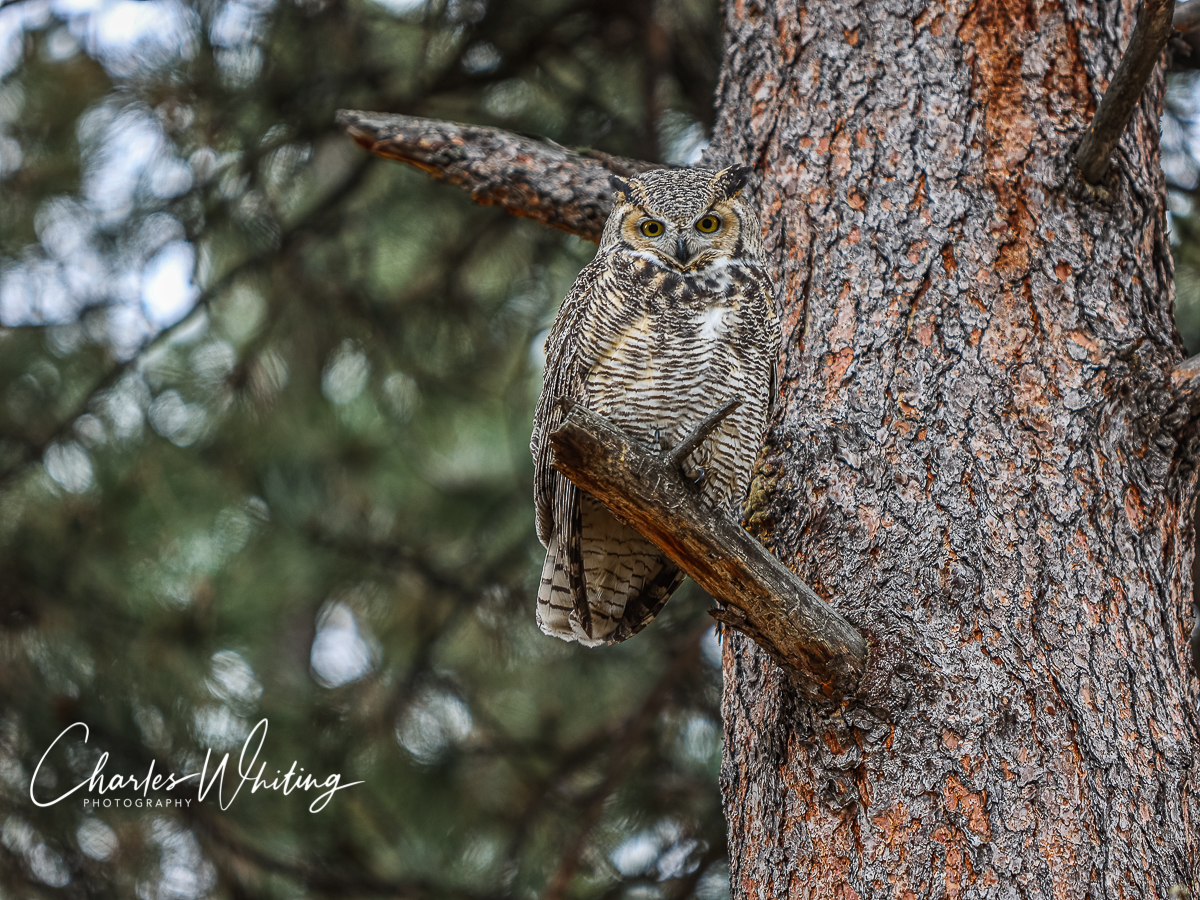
665, 398, 742, 475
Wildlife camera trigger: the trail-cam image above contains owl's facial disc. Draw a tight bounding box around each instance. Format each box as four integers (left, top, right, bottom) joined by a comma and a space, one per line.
619, 196, 743, 272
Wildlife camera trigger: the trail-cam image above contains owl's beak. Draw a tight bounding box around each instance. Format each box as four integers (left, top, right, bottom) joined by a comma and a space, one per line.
674, 237, 692, 264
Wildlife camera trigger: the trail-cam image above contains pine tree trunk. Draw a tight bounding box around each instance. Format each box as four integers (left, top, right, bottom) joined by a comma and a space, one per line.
709, 0, 1200, 894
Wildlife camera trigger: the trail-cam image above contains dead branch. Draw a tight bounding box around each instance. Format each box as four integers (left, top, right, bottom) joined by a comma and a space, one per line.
548, 401, 869, 701
335, 110, 658, 243
1074, 0, 1176, 185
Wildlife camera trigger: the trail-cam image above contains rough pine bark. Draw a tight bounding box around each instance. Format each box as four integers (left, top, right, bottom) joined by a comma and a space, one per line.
709, 0, 1200, 894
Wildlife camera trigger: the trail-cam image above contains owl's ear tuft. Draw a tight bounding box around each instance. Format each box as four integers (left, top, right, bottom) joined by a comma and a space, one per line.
713, 165, 753, 200
610, 175, 632, 202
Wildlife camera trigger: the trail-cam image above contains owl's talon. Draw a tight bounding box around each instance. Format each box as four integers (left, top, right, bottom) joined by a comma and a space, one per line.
691, 466, 706, 487
653, 427, 663, 452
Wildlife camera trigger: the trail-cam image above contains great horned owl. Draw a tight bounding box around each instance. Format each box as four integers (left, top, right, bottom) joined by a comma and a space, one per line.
530, 165, 780, 646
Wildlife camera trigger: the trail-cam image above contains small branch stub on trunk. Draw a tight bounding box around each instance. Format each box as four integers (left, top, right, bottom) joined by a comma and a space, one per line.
1074, 0, 1176, 185
547, 400, 869, 701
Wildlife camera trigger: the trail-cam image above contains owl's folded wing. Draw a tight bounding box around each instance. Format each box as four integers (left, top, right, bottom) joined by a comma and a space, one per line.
531, 256, 619, 633
530, 253, 610, 548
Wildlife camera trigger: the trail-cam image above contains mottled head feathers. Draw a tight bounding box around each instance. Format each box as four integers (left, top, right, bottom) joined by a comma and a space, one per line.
600, 165, 763, 270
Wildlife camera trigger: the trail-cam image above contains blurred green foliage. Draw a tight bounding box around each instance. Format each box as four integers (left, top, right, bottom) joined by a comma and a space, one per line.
0, 0, 731, 896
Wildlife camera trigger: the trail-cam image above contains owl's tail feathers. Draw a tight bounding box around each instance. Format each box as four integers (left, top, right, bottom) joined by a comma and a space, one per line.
536, 534, 605, 647
606, 562, 685, 644
577, 496, 682, 643
537, 497, 687, 647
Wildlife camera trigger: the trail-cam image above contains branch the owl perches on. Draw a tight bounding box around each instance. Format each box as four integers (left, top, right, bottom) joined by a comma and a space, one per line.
549, 400, 868, 701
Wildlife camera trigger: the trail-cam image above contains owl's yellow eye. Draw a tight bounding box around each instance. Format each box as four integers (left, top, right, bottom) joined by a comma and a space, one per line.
640, 220, 665, 238
696, 215, 721, 234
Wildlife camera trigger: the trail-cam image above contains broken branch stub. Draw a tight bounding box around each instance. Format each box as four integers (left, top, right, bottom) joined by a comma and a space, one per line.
547, 400, 868, 701
335, 110, 658, 242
